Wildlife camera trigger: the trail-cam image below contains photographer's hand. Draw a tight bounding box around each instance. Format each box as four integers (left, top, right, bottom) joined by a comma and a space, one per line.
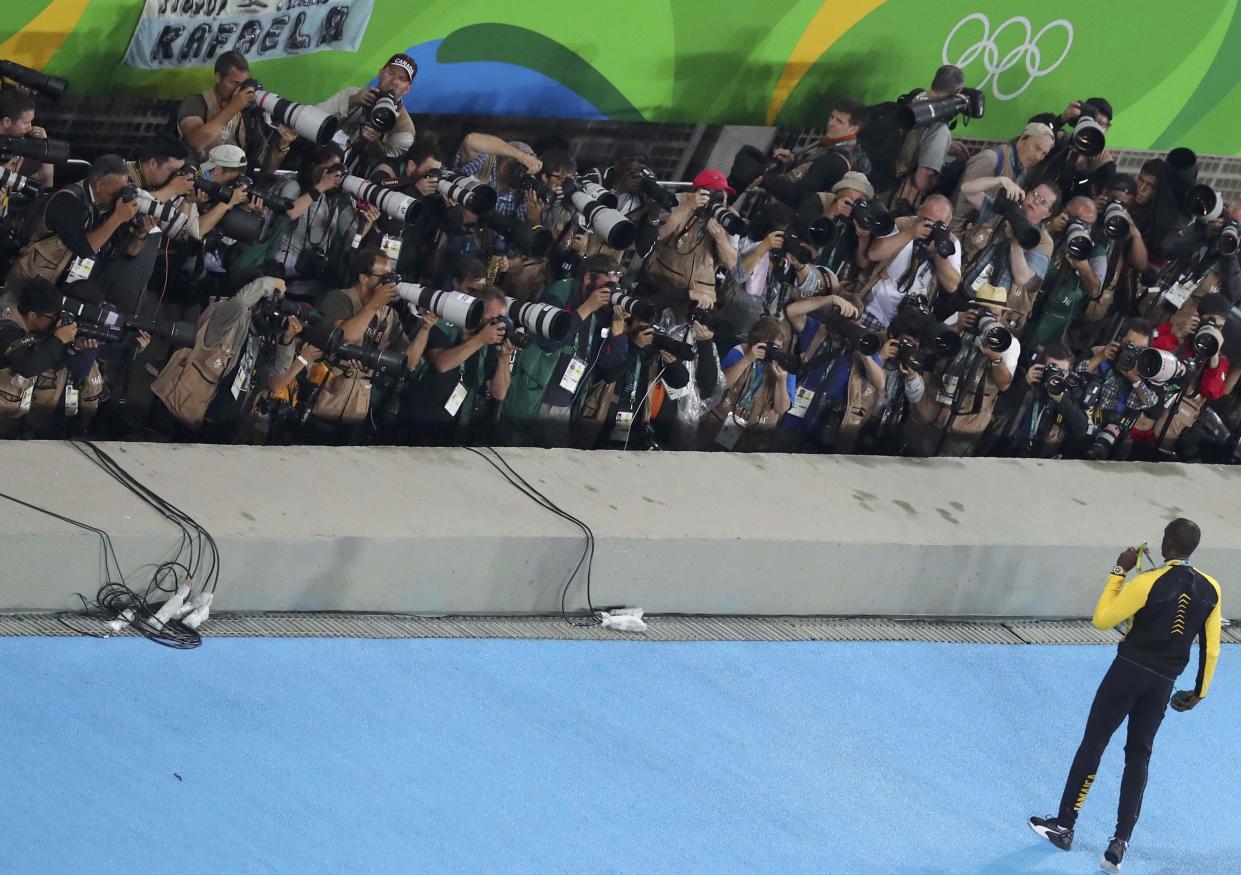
228, 85, 257, 114
633, 326, 655, 349
54, 321, 76, 345
690, 321, 714, 343
281, 315, 304, 345
772, 148, 794, 164
351, 87, 380, 109
610, 305, 629, 337
359, 124, 382, 143
135, 331, 152, 352
1026, 363, 1045, 387
880, 339, 900, 361
749, 342, 768, 362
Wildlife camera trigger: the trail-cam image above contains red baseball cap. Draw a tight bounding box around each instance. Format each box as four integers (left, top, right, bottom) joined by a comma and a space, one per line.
692, 169, 735, 196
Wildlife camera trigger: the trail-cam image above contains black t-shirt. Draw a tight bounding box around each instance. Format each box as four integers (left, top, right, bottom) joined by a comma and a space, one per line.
44, 187, 106, 258
0, 320, 69, 377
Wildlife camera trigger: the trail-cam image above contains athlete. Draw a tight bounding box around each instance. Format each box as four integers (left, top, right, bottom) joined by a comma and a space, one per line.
1029, 518, 1222, 873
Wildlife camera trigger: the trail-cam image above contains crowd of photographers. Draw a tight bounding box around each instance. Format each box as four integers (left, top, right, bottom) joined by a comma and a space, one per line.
2, 54, 1240, 462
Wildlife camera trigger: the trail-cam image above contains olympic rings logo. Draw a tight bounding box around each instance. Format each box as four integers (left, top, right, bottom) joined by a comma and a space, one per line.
942, 13, 1074, 101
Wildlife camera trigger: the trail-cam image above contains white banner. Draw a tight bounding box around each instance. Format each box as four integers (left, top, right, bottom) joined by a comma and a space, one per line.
123, 0, 375, 70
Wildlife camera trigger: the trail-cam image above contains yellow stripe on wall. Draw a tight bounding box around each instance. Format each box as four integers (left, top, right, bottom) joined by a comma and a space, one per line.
0, 0, 93, 70
766, 0, 885, 125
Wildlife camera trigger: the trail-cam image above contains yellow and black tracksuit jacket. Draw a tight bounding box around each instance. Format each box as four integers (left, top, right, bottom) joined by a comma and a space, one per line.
1092, 559, 1223, 698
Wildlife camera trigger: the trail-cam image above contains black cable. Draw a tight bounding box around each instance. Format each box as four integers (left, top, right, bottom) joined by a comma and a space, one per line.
0, 487, 201, 649
464, 446, 600, 626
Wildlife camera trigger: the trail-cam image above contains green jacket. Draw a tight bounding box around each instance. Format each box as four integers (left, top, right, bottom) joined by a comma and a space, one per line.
500, 279, 599, 433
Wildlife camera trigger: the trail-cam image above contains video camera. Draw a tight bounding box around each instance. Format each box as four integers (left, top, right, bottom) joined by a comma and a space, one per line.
0, 59, 68, 100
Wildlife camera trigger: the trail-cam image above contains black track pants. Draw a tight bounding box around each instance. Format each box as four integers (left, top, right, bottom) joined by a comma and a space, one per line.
1057, 656, 1174, 842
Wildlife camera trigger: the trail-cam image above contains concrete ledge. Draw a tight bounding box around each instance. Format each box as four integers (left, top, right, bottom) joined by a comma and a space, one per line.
1, 442, 1238, 617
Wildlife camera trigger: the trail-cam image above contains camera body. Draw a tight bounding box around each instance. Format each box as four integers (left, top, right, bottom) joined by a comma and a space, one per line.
994, 190, 1041, 250
698, 192, 747, 236
1114, 341, 1141, 374
1041, 363, 1082, 397
638, 170, 678, 211
826, 305, 882, 356
927, 220, 954, 258
895, 337, 929, 373
516, 172, 556, 207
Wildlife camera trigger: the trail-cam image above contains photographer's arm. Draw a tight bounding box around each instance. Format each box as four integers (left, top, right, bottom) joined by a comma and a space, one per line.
868, 226, 915, 263
1125, 224, 1149, 271
706, 220, 738, 271
429, 331, 490, 373
658, 192, 700, 241
932, 248, 962, 292
459, 133, 541, 174
488, 346, 512, 401
1009, 240, 1035, 287
180, 90, 249, 155
0, 325, 68, 378
1054, 392, 1092, 439
1070, 254, 1102, 298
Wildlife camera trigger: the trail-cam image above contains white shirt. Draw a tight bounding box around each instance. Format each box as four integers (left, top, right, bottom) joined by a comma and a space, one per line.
863, 233, 962, 328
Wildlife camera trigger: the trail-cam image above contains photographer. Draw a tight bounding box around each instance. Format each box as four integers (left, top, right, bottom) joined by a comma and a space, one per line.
1071, 175, 1149, 346
1028, 99, 1117, 201
0, 88, 54, 188
177, 51, 295, 170
948, 122, 1055, 234
880, 65, 966, 208
992, 342, 1091, 458
579, 306, 665, 449
954, 180, 1059, 324
297, 248, 433, 441
260, 145, 373, 296
1129, 294, 1233, 456
1026, 196, 1108, 351
799, 172, 876, 289
500, 255, 628, 446
861, 194, 961, 330
5, 154, 140, 289
645, 169, 740, 310
904, 284, 1020, 456
453, 134, 543, 198
750, 101, 871, 209
1073, 318, 1158, 459
722, 201, 823, 338
316, 54, 418, 168
697, 316, 795, 451
774, 293, 893, 453
647, 310, 725, 450
368, 138, 444, 281
178, 144, 263, 297
0, 277, 83, 436
150, 275, 293, 441
397, 285, 509, 445
500, 150, 578, 301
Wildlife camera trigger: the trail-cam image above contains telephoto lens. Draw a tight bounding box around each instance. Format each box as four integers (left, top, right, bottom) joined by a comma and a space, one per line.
435, 170, 498, 215
1137, 347, 1188, 383
606, 286, 659, 323
704, 200, 747, 236
125, 316, 196, 348
505, 298, 572, 342
975, 311, 1013, 353
1064, 221, 1093, 260
366, 90, 400, 133
759, 343, 799, 373
1103, 200, 1130, 239
134, 191, 191, 237
1193, 323, 1224, 360
0, 60, 69, 99
254, 90, 339, 145
485, 213, 554, 258
1070, 116, 1106, 157
395, 282, 484, 330
638, 171, 678, 211
923, 322, 962, 359
649, 329, 698, 362
1218, 221, 1240, 257
896, 338, 929, 373
851, 198, 896, 236
828, 306, 882, 355
0, 134, 70, 164
561, 179, 637, 249
996, 191, 1041, 250
341, 174, 423, 224
1185, 184, 1224, 222
0, 166, 42, 195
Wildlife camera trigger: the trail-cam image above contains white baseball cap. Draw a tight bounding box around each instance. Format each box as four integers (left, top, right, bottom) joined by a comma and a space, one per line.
206, 144, 247, 169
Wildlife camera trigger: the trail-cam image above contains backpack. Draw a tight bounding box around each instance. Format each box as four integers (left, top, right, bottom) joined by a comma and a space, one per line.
858, 89, 923, 194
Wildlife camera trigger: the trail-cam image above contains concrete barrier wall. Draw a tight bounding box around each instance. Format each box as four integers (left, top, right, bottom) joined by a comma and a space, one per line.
1, 442, 1238, 618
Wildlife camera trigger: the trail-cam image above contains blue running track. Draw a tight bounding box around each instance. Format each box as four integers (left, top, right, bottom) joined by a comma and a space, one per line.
1, 638, 1237, 874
